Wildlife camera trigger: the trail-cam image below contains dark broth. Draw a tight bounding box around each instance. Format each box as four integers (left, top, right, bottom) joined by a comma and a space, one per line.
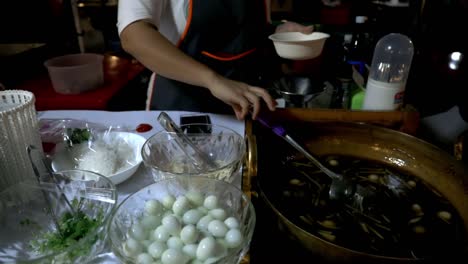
270, 155, 466, 259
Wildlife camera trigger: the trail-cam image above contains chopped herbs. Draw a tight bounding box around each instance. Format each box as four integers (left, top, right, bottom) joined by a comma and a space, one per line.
30, 209, 103, 257
66, 128, 91, 146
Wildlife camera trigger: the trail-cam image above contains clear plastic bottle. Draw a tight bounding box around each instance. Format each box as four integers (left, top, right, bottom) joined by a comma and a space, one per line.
362, 33, 414, 110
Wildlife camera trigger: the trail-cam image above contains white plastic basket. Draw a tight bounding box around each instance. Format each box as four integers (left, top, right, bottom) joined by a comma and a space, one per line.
0, 90, 43, 191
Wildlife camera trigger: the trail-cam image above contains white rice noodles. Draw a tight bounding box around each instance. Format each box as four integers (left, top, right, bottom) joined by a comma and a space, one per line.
70, 135, 134, 176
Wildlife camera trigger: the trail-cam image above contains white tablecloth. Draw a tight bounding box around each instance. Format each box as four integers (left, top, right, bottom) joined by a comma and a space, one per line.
37, 110, 245, 263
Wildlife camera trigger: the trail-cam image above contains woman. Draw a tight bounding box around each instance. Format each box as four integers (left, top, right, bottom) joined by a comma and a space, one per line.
117, 0, 313, 120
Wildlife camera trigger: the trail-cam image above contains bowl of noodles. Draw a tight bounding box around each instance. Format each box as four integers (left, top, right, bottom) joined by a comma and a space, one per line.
51, 130, 146, 185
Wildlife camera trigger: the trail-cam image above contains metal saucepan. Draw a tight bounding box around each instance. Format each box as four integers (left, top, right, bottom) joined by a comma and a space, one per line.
251, 121, 468, 263
271, 75, 324, 108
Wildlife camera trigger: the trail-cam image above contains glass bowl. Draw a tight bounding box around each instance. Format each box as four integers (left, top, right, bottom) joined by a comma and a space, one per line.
0, 170, 117, 263
109, 176, 256, 264
142, 124, 245, 183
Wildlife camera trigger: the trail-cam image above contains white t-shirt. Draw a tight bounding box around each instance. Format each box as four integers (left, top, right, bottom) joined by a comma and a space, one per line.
117, 0, 271, 109
117, 0, 189, 45
117, 0, 271, 45
117, 0, 190, 109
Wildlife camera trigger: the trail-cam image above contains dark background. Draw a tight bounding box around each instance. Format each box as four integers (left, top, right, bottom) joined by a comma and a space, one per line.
1, 0, 467, 119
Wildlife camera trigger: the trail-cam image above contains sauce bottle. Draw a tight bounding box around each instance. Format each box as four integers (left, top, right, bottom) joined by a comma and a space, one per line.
362, 33, 414, 111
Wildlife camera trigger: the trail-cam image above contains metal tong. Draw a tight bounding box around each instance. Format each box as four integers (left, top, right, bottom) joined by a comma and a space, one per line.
157, 112, 217, 172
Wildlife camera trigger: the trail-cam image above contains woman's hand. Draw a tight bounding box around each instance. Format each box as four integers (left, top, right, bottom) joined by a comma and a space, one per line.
275, 21, 314, 34
207, 74, 276, 120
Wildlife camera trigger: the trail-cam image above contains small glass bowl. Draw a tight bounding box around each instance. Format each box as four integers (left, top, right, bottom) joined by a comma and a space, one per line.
0, 170, 117, 263
141, 124, 245, 183
109, 176, 256, 264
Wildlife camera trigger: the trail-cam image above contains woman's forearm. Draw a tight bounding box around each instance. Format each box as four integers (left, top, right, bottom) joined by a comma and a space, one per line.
120, 21, 219, 89
119, 19, 277, 119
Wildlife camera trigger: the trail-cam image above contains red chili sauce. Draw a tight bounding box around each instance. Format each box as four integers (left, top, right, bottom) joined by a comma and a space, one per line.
136, 123, 153, 133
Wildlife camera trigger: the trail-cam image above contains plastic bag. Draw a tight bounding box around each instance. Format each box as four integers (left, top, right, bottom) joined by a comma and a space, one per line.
38, 119, 145, 180
39, 119, 129, 146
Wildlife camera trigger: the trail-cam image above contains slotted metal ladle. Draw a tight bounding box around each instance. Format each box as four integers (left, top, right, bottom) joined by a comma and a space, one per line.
255, 111, 356, 201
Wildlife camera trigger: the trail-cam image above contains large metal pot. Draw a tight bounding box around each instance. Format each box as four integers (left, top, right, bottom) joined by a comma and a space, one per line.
251, 121, 468, 263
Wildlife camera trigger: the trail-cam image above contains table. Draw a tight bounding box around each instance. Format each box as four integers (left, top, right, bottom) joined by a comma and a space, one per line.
38, 110, 245, 263
38, 110, 245, 199
15, 54, 146, 111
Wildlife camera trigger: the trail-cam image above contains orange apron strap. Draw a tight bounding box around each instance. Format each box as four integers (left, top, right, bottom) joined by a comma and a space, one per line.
201, 48, 257, 62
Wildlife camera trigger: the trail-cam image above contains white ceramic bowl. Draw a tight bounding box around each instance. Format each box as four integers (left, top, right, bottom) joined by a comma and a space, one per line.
51, 131, 146, 185
269, 31, 330, 60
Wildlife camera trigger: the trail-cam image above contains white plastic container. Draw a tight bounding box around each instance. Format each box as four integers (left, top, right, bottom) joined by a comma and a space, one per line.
363, 33, 414, 110
44, 53, 104, 94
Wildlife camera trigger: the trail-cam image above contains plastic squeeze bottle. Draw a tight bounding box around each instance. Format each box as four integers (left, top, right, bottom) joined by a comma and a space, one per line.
362, 33, 414, 110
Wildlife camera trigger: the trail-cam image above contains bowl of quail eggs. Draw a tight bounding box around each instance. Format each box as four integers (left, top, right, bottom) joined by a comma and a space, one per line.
108, 176, 256, 264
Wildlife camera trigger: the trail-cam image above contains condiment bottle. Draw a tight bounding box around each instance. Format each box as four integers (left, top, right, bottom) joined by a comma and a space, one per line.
348, 16, 373, 71
336, 34, 354, 109
362, 33, 414, 111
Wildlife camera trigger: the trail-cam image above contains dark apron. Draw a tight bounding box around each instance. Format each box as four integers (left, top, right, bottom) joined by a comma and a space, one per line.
150, 0, 268, 114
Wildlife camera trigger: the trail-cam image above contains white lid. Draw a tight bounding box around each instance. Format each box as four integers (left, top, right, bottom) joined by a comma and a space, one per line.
355, 16, 368, 24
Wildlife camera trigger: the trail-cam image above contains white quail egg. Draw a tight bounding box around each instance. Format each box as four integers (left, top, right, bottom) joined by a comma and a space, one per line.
207, 220, 228, 238
154, 226, 171, 242
196, 215, 214, 234
209, 209, 227, 221
183, 209, 203, 225
172, 196, 191, 216
161, 248, 188, 264
141, 215, 161, 230
225, 229, 243, 248
162, 215, 182, 236
182, 244, 198, 258
162, 195, 176, 209
196, 237, 217, 261
123, 238, 143, 257
148, 241, 167, 259
203, 195, 218, 210
186, 191, 204, 206
130, 223, 147, 241
145, 199, 164, 215
167, 236, 184, 250
136, 253, 154, 264
180, 224, 199, 244
224, 217, 239, 229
